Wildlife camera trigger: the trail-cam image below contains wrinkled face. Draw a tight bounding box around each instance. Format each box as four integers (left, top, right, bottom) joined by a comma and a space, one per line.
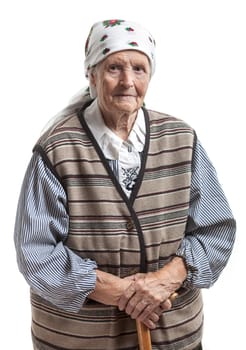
90, 50, 151, 118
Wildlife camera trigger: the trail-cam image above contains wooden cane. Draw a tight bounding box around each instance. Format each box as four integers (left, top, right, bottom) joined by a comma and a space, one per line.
136, 292, 178, 350
136, 320, 152, 350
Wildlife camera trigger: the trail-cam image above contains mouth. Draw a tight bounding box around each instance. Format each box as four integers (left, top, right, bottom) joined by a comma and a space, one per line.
113, 94, 137, 98
113, 89, 137, 97
113, 95, 137, 103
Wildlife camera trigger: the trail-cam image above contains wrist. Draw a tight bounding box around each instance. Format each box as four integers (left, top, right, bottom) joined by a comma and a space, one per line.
157, 256, 188, 291
88, 270, 131, 306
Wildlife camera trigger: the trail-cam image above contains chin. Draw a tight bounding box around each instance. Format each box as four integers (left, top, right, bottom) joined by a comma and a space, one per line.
113, 102, 138, 114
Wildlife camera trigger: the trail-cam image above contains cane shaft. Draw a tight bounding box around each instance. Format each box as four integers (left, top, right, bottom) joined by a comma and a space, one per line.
136, 292, 178, 350
136, 320, 152, 350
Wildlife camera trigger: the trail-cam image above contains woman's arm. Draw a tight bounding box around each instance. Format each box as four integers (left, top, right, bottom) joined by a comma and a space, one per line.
118, 138, 236, 324
14, 152, 97, 312
176, 138, 236, 288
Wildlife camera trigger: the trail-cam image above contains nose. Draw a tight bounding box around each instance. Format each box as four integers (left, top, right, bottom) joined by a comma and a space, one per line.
120, 69, 134, 88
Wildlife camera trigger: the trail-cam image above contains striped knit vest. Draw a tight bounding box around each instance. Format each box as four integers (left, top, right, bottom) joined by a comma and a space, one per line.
31, 106, 203, 350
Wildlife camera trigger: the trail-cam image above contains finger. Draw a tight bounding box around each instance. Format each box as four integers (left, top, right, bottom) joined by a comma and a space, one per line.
142, 318, 157, 330
160, 292, 178, 311
123, 279, 147, 315
138, 312, 160, 323
125, 297, 149, 317
160, 298, 172, 311
153, 306, 163, 317
118, 283, 136, 311
135, 302, 157, 321
147, 312, 159, 323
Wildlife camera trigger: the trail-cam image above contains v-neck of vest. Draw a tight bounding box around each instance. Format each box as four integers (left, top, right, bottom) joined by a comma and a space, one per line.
77, 102, 150, 207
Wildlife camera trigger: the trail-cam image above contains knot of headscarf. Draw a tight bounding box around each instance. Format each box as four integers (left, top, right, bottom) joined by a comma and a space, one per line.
84, 19, 156, 82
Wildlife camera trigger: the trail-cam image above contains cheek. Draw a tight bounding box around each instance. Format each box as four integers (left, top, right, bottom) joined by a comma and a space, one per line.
137, 81, 150, 98
101, 77, 115, 94
97, 81, 116, 109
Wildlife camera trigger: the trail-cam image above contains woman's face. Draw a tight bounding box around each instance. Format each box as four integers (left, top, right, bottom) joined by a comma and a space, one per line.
90, 50, 151, 118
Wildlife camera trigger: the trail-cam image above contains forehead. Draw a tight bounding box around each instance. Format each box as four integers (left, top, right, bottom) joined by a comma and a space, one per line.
102, 50, 150, 66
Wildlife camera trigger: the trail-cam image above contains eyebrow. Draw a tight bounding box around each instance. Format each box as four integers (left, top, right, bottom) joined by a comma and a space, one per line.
106, 59, 148, 67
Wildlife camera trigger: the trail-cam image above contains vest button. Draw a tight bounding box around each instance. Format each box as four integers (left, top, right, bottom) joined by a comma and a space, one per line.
126, 220, 134, 230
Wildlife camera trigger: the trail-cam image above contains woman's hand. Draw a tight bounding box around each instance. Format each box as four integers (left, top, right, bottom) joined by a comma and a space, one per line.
88, 257, 187, 329
118, 257, 187, 327
88, 269, 133, 306
138, 299, 173, 329
118, 272, 173, 321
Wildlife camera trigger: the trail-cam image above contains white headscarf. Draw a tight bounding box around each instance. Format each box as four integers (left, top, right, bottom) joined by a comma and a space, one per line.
41, 19, 156, 133
84, 19, 156, 98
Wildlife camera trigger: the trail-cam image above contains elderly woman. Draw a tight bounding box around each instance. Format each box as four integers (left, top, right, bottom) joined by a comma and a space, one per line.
14, 19, 236, 350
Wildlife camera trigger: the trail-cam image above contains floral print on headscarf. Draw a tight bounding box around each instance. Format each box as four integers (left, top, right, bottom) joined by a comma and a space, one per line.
84, 19, 156, 81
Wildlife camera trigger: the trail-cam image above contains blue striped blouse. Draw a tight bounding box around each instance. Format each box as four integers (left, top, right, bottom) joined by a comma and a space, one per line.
14, 138, 236, 313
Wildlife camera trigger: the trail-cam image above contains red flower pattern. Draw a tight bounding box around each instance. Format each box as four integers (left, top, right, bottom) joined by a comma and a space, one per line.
128, 41, 138, 47
103, 19, 124, 28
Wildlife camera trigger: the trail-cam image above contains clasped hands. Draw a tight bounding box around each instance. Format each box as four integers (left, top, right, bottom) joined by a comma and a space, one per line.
118, 271, 178, 329
89, 257, 186, 329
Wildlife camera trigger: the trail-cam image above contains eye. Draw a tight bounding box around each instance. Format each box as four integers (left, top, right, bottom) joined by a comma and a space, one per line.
133, 65, 145, 74
108, 64, 122, 72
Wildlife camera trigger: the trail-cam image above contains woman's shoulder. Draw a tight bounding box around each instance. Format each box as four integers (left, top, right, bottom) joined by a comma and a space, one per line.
146, 108, 193, 130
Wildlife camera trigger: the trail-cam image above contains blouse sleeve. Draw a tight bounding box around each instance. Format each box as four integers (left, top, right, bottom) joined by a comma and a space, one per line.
176, 138, 236, 288
14, 152, 97, 312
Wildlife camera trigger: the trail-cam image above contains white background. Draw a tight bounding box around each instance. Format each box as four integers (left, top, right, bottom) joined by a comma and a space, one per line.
1, 1, 245, 349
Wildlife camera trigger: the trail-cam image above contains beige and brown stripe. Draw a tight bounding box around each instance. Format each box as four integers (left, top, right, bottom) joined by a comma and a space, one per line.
32, 107, 203, 349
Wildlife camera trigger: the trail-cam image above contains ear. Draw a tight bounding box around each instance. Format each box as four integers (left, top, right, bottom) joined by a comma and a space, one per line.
89, 69, 97, 88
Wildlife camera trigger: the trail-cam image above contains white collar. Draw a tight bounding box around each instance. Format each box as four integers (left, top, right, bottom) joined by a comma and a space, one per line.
84, 99, 146, 160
